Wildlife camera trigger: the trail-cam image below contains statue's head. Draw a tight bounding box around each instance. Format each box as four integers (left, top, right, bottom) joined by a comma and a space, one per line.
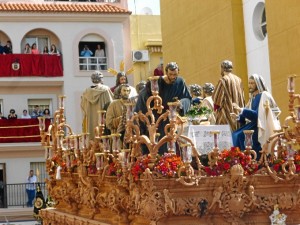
116, 71, 128, 86
221, 60, 233, 72
91, 71, 103, 84
165, 62, 179, 73
203, 83, 215, 95
189, 84, 202, 97
136, 81, 147, 94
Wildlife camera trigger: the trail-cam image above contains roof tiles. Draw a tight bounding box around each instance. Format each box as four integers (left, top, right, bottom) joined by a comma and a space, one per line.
0, 2, 130, 14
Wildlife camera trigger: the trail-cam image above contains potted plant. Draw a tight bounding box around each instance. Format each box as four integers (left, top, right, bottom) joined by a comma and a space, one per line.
185, 104, 212, 125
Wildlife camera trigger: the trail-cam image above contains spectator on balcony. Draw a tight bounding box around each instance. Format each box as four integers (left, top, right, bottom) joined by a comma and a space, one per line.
8, 109, 17, 119
3, 40, 12, 54
43, 108, 51, 119
24, 43, 31, 54
50, 44, 60, 55
80, 45, 93, 57
31, 43, 39, 54
21, 109, 31, 119
43, 46, 49, 54
31, 105, 43, 118
95, 44, 106, 70
26, 169, 37, 207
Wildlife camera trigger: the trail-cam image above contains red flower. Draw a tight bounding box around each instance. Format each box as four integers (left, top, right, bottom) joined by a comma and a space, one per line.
223, 163, 231, 171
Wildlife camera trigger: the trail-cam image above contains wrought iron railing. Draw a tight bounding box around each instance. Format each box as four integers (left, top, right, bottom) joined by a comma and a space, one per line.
0, 183, 47, 208
79, 57, 107, 71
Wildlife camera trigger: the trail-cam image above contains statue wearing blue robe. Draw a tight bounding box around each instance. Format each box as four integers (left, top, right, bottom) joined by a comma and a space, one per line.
232, 93, 262, 153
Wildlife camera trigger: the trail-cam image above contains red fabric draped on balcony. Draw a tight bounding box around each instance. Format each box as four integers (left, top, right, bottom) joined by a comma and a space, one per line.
0, 54, 63, 77
0, 119, 50, 143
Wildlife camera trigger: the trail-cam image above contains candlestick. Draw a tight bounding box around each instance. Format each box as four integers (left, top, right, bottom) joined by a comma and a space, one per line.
38, 116, 45, 131
243, 130, 254, 150
98, 110, 106, 126
149, 76, 159, 93
181, 143, 192, 163
210, 131, 220, 149
120, 149, 130, 167
111, 133, 121, 154
167, 102, 178, 121
58, 95, 66, 109
287, 75, 296, 93
295, 105, 300, 122
124, 103, 134, 121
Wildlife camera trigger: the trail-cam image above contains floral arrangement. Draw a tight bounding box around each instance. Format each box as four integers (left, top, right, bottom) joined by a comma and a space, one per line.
51, 154, 66, 171
205, 147, 259, 176
131, 155, 151, 181
154, 153, 183, 177
185, 104, 212, 119
130, 153, 183, 180
107, 161, 122, 177
272, 152, 300, 173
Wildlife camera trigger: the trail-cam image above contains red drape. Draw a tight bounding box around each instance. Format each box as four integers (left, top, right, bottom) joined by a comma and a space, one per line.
0, 119, 50, 143
0, 54, 63, 77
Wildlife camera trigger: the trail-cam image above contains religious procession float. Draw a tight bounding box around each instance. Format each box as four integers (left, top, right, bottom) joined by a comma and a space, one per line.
38, 75, 300, 225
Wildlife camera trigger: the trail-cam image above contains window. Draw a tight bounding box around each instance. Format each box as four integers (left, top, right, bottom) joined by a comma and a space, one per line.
25, 36, 49, 53
252, 2, 267, 41
30, 162, 48, 183
78, 34, 107, 71
27, 99, 52, 116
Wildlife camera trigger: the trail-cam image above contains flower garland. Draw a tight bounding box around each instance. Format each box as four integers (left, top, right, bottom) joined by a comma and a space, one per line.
154, 153, 183, 177
107, 161, 122, 177
205, 147, 259, 176
131, 155, 151, 181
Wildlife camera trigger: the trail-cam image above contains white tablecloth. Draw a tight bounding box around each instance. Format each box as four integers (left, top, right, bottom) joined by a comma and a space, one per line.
186, 125, 233, 154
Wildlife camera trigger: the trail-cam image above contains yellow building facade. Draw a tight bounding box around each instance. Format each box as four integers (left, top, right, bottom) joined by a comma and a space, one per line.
130, 15, 163, 83
161, 0, 300, 121
266, 0, 300, 120
160, 0, 248, 96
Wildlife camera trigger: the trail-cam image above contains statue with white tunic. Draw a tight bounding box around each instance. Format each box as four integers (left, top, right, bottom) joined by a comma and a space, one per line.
81, 71, 114, 139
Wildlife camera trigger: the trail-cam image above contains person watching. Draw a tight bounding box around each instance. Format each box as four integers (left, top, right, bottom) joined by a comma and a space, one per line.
8, 109, 17, 119
21, 109, 31, 119
31, 105, 42, 118
31, 43, 39, 54
24, 43, 31, 54
80, 45, 93, 57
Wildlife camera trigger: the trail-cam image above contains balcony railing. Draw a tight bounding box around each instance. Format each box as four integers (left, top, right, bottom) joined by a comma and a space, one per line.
79, 56, 107, 71
0, 119, 50, 143
0, 183, 47, 208
0, 54, 63, 77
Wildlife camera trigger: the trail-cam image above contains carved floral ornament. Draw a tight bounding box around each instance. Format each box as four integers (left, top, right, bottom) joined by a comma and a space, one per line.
39, 76, 300, 225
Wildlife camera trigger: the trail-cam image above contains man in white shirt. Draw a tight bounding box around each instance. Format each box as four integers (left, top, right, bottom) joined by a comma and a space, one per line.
26, 169, 37, 207
21, 109, 31, 119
